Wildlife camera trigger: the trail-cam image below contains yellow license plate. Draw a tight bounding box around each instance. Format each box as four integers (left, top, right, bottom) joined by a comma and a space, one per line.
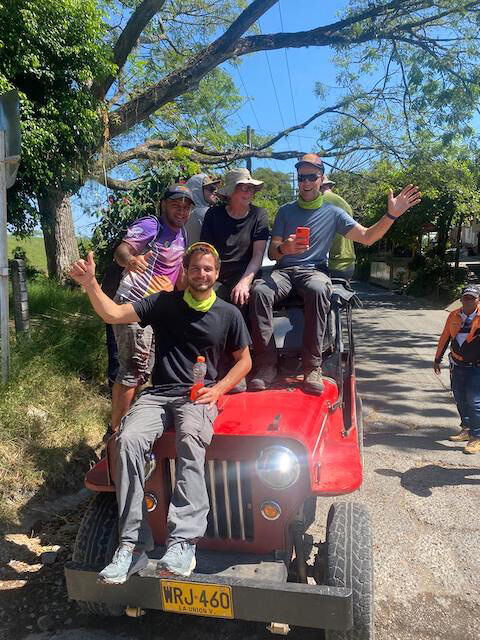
160, 579, 233, 618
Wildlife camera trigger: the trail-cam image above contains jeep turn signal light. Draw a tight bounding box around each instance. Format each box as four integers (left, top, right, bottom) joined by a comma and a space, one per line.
260, 500, 282, 521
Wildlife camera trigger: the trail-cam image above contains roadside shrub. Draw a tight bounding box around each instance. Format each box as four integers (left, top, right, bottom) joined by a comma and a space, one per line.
406, 256, 468, 300
355, 256, 371, 281
0, 278, 108, 527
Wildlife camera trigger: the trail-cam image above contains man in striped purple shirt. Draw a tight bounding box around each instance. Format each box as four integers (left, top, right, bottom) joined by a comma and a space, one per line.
110, 184, 194, 433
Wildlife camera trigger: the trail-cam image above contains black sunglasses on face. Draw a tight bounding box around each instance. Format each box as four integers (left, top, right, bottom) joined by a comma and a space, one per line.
297, 173, 322, 183
204, 185, 217, 192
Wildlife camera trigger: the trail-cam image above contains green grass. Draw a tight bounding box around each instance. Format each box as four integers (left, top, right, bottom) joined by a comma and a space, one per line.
0, 277, 109, 528
8, 234, 47, 272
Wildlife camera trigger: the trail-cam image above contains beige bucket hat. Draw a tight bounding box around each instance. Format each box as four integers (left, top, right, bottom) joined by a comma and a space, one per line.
217, 168, 263, 197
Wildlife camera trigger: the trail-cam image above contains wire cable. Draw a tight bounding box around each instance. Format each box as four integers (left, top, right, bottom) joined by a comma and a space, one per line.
278, 2, 302, 149
235, 66, 263, 132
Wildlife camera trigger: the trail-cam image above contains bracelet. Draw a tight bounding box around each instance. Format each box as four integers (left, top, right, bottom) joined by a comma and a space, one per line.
386, 212, 399, 221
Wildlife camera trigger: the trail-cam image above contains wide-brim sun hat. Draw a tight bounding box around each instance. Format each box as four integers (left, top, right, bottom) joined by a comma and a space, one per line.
217, 168, 264, 197
203, 175, 222, 187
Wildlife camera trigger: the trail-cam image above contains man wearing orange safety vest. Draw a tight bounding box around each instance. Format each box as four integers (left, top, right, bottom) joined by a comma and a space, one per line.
434, 285, 480, 454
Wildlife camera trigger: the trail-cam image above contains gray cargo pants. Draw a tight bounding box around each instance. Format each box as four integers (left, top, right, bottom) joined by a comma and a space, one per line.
249, 266, 332, 369
115, 391, 218, 551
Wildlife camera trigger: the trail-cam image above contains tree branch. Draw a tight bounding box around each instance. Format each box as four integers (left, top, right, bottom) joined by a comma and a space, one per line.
93, 0, 168, 99
108, 0, 476, 138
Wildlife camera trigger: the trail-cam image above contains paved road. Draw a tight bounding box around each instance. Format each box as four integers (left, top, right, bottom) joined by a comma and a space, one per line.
26, 283, 480, 640
330, 282, 479, 640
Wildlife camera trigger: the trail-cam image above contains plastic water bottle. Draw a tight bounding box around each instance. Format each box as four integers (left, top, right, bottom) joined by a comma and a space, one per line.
190, 356, 207, 401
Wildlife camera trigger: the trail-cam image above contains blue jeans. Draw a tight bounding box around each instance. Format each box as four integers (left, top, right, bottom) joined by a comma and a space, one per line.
451, 365, 480, 438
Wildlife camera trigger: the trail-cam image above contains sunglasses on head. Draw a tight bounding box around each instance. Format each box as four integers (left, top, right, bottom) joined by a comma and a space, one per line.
185, 242, 220, 259
297, 173, 323, 183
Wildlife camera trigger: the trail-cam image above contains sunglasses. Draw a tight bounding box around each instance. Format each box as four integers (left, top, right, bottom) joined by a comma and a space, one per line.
204, 184, 218, 193
185, 242, 219, 259
297, 173, 323, 183
236, 183, 256, 192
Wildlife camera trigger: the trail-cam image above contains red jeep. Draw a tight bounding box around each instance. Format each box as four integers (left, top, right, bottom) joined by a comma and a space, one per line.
65, 281, 373, 639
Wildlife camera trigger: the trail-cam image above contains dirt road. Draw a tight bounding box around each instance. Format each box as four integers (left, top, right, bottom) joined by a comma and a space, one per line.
3, 283, 479, 640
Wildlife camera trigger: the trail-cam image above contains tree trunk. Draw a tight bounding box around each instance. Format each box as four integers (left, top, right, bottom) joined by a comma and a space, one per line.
37, 188, 79, 281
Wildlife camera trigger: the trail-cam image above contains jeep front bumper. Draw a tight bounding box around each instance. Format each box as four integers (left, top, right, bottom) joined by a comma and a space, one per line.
65, 552, 352, 631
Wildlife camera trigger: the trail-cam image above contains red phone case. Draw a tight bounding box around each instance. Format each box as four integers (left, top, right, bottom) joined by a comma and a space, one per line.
296, 226, 310, 243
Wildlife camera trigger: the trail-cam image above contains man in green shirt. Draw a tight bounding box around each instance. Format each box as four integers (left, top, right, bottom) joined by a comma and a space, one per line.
321, 176, 356, 280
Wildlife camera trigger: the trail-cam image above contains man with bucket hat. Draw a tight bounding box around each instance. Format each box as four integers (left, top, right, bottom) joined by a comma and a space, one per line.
249, 153, 421, 394
109, 184, 194, 433
434, 285, 480, 454
200, 168, 269, 306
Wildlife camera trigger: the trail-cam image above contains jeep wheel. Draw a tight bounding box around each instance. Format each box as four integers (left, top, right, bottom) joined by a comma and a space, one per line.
72, 492, 123, 617
324, 502, 374, 640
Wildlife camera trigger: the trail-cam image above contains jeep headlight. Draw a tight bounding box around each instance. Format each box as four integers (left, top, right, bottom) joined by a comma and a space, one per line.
256, 446, 300, 489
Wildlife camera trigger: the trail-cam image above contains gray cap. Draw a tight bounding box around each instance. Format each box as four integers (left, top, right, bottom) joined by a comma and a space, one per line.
462, 285, 480, 297
164, 183, 194, 202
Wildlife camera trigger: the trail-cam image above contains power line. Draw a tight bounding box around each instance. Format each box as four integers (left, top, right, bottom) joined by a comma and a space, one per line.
263, 50, 291, 151
278, 1, 302, 149
235, 66, 263, 132
257, 18, 290, 152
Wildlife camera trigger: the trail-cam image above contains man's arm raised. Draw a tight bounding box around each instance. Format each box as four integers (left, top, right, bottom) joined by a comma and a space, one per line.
69, 252, 140, 324
346, 184, 421, 246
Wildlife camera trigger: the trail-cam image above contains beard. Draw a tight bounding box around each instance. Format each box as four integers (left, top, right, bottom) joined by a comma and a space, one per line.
188, 279, 214, 292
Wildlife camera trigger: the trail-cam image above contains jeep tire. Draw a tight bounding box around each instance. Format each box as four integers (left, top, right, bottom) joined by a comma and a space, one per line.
72, 492, 123, 617
324, 502, 374, 640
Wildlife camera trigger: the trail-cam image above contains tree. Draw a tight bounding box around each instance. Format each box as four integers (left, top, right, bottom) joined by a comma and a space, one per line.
252, 167, 294, 224
3, 0, 480, 278
333, 147, 480, 257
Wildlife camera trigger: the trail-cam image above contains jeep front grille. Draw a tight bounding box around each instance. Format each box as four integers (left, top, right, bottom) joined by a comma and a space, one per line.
165, 459, 254, 541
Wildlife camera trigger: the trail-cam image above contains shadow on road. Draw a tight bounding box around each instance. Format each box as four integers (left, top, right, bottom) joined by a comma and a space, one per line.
375, 465, 480, 497
352, 282, 446, 311
364, 430, 461, 453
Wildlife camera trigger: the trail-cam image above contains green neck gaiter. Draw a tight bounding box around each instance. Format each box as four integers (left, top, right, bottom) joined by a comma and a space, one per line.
298, 193, 324, 210
183, 288, 216, 312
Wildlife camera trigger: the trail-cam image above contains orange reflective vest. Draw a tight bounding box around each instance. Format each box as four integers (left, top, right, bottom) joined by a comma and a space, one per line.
435, 304, 480, 365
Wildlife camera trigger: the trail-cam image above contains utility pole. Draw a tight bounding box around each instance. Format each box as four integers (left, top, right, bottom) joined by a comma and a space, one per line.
246, 126, 254, 172
291, 171, 297, 198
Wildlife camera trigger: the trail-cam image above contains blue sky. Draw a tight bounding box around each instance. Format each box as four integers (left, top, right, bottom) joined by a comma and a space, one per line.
73, 0, 351, 235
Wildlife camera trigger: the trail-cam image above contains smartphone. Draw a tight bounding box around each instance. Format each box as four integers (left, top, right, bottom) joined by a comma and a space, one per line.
296, 226, 310, 244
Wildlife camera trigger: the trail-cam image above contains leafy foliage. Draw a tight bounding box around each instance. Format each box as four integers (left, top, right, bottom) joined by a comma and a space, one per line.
0, 0, 114, 231
252, 167, 294, 225
0, 276, 108, 525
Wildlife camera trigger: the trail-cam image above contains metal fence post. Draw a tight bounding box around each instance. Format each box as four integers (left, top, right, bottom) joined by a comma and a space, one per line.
11, 258, 29, 335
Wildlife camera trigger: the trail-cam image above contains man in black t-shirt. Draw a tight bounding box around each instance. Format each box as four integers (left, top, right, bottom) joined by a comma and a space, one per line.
200, 168, 269, 306
69, 244, 251, 583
